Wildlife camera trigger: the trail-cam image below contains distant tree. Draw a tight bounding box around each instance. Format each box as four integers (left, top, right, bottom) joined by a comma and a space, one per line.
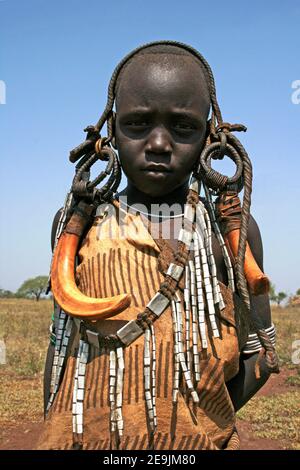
276, 291, 287, 306
269, 284, 288, 307
0, 288, 15, 298
269, 283, 278, 304
16, 276, 48, 301
296, 288, 300, 296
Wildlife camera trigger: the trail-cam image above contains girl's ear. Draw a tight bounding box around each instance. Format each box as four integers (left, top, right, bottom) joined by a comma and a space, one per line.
111, 111, 117, 149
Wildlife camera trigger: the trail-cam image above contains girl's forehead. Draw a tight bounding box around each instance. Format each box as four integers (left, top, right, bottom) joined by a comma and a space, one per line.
116, 58, 210, 113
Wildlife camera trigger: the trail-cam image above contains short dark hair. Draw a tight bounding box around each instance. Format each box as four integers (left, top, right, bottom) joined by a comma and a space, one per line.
91, 41, 222, 141
115, 43, 210, 104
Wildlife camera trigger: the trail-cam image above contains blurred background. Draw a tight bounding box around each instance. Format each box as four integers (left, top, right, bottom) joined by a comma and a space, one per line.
0, 0, 299, 451
1, 0, 299, 297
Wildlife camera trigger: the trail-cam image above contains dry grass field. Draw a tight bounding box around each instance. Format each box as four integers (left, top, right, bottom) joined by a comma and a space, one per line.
237, 307, 300, 449
0, 299, 299, 449
0, 298, 51, 435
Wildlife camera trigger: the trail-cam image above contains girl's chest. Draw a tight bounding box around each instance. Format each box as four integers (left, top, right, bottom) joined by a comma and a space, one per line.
146, 217, 228, 285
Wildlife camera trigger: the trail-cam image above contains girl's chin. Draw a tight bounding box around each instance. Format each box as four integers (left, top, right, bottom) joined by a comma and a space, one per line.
135, 185, 177, 199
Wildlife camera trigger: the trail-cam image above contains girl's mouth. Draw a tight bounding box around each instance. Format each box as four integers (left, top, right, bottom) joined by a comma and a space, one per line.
142, 164, 172, 173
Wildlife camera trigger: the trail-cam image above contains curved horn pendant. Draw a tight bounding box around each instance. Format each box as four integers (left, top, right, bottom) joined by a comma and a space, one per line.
224, 230, 270, 296
215, 191, 270, 296
51, 202, 131, 320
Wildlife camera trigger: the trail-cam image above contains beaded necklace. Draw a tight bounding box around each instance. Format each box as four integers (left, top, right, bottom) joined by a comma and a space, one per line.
117, 197, 185, 219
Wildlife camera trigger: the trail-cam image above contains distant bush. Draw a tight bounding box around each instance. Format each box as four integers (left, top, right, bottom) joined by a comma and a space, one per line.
0, 288, 15, 298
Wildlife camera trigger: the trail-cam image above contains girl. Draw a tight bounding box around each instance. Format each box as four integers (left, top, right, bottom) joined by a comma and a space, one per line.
39, 41, 278, 450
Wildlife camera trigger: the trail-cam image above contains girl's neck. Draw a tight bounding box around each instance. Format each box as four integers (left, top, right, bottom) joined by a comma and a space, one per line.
117, 181, 189, 213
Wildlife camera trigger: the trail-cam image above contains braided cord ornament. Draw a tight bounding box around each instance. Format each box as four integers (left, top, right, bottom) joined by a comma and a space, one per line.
196, 124, 279, 374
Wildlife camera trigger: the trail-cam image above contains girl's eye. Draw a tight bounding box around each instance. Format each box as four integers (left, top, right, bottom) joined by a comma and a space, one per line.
173, 122, 195, 131
126, 120, 149, 127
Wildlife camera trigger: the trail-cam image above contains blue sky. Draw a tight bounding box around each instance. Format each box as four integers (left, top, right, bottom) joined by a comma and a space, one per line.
0, 0, 299, 295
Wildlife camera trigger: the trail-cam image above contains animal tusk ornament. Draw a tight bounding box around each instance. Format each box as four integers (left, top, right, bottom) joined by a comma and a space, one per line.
215, 191, 270, 296
51, 201, 131, 320
224, 230, 270, 296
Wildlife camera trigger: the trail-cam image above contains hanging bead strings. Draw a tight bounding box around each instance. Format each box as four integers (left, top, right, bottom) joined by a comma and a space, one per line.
47, 311, 73, 413
143, 326, 157, 434
109, 345, 125, 444
72, 338, 89, 447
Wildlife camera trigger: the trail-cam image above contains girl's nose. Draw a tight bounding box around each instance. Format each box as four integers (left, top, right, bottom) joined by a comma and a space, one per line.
145, 126, 172, 154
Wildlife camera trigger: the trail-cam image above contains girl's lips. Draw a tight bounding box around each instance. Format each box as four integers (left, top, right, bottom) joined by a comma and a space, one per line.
142, 170, 171, 178
142, 165, 172, 173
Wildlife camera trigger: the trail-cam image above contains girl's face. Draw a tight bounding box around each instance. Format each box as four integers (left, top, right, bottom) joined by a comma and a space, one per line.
115, 57, 210, 198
